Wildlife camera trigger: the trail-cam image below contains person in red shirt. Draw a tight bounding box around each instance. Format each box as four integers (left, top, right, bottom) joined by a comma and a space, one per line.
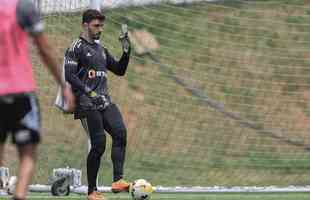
0, 1, 75, 199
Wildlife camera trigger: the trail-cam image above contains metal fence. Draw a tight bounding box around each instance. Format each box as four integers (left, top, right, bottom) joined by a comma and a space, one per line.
31, 0, 89, 13
32, 0, 210, 13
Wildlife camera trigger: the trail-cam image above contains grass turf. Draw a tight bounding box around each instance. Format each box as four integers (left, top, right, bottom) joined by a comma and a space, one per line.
2, 193, 310, 200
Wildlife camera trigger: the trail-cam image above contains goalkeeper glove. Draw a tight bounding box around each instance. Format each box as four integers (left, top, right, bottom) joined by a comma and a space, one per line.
86, 90, 108, 108
87, 91, 103, 105
119, 24, 131, 53
92, 95, 107, 106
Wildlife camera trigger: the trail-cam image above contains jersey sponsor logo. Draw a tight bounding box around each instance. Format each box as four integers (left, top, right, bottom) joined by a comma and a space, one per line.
88, 69, 106, 79
86, 52, 92, 57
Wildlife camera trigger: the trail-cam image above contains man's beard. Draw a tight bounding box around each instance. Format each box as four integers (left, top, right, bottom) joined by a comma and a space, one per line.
93, 32, 101, 40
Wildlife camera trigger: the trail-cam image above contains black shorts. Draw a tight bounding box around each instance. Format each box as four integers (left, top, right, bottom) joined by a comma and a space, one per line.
0, 93, 41, 146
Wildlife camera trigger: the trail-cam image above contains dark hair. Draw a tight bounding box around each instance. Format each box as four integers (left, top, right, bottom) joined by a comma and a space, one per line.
82, 9, 105, 23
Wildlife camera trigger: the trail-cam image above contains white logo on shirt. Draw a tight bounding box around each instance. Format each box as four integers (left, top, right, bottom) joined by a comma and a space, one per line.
67, 60, 77, 65
102, 51, 106, 60
87, 52, 92, 57
15, 130, 31, 143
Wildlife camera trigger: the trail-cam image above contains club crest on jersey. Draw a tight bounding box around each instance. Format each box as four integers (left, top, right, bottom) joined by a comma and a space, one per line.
88, 69, 106, 79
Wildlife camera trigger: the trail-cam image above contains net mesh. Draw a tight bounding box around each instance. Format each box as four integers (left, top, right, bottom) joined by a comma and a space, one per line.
7, 0, 310, 187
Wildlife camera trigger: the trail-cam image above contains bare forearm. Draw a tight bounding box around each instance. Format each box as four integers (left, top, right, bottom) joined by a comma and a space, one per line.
32, 33, 75, 112
33, 33, 65, 88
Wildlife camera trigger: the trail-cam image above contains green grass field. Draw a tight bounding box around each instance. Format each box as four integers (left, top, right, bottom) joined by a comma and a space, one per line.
2, 1, 310, 197
2, 193, 310, 200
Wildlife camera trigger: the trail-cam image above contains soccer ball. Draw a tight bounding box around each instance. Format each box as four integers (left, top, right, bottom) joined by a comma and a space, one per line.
7, 176, 17, 195
130, 179, 154, 200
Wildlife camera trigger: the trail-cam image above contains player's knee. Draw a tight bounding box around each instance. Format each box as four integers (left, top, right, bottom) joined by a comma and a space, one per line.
90, 144, 105, 157
91, 137, 106, 156
112, 128, 127, 147
90, 134, 106, 156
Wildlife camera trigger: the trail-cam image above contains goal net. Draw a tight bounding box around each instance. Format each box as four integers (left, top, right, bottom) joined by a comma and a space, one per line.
12, 0, 310, 191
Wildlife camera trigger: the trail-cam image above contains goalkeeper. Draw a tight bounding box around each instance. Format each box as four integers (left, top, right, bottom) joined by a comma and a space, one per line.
64, 9, 131, 200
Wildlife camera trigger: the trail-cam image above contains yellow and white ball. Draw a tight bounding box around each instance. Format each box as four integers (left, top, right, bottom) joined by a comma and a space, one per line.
130, 179, 154, 200
7, 176, 17, 195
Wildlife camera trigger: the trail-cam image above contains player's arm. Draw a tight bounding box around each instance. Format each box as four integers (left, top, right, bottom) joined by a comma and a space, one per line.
32, 34, 64, 87
106, 48, 131, 76
17, 0, 63, 86
106, 25, 131, 76
64, 48, 94, 96
17, 0, 75, 111
33, 34, 75, 111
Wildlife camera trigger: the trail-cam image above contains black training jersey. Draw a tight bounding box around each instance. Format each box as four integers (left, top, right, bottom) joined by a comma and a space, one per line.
64, 37, 130, 112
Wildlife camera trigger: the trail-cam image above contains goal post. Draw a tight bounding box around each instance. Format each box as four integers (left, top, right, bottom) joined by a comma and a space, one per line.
20, 0, 310, 195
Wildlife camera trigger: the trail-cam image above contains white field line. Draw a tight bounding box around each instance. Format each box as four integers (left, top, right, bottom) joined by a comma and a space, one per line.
3, 195, 204, 199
